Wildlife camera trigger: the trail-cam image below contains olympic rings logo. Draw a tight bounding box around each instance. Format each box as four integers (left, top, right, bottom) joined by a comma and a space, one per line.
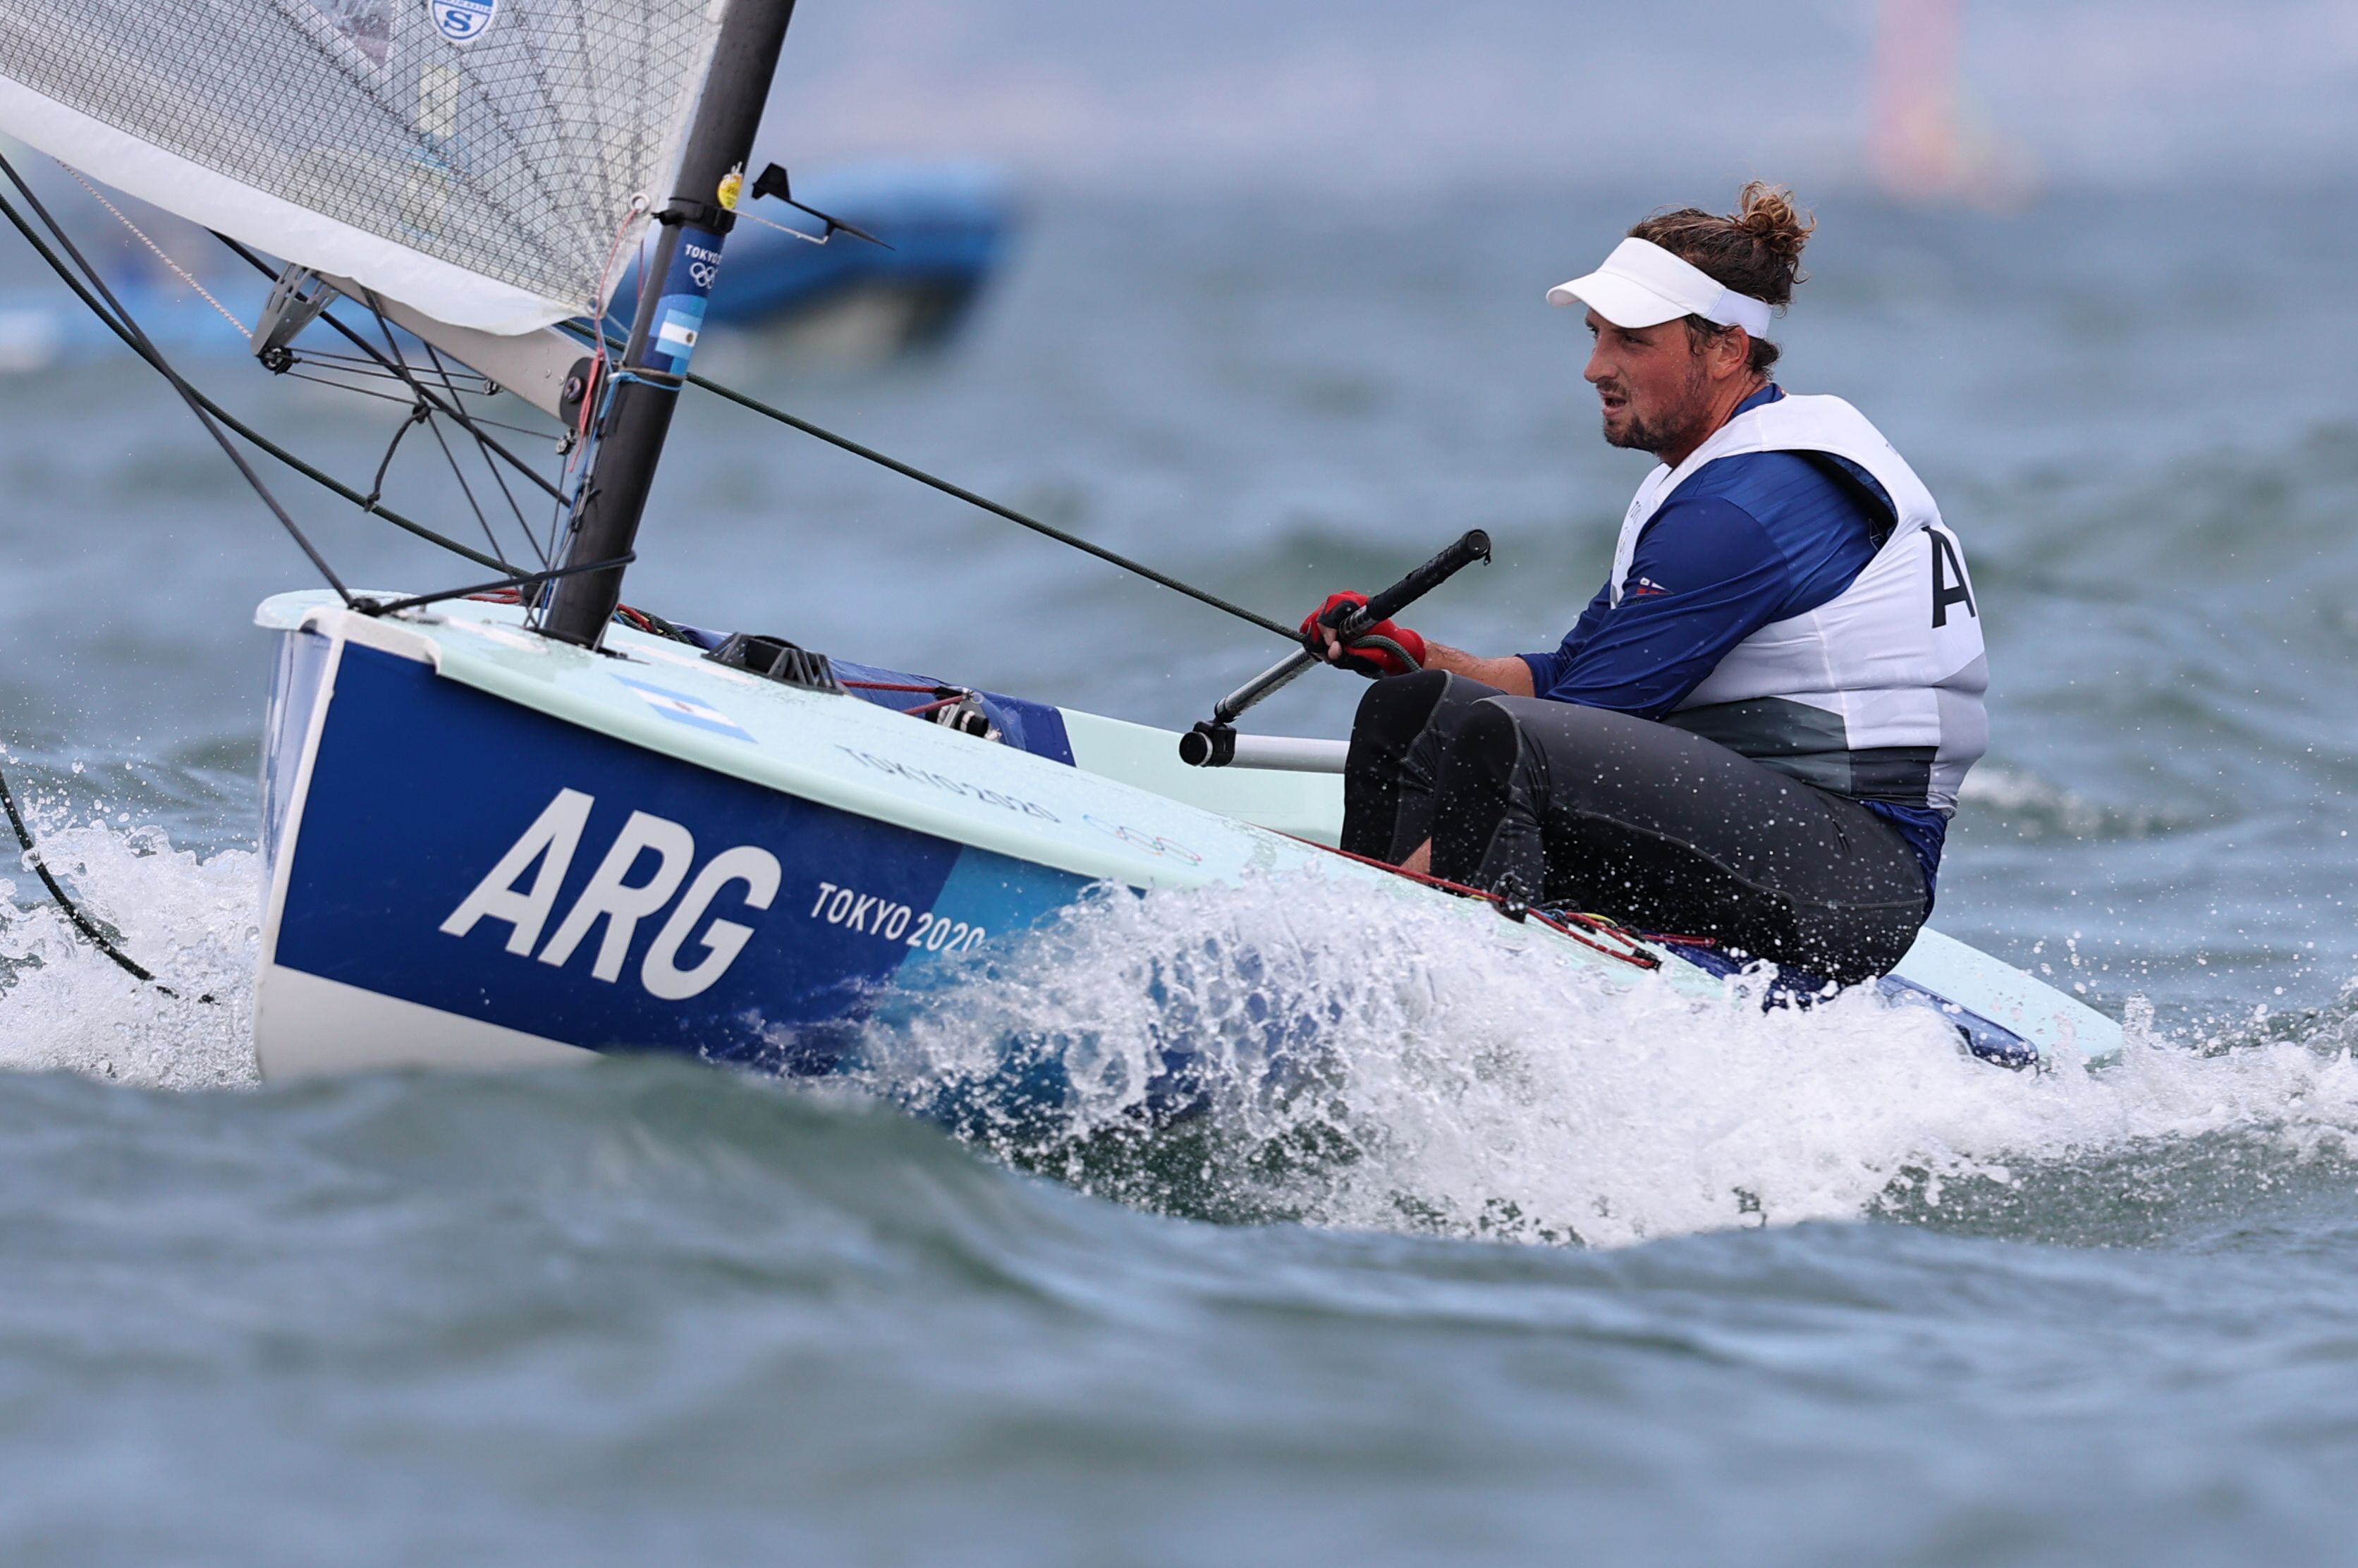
687, 261, 717, 289
1082, 815, 1203, 864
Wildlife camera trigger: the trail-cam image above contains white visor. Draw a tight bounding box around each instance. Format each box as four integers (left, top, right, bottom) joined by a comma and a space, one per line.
1546, 238, 1774, 338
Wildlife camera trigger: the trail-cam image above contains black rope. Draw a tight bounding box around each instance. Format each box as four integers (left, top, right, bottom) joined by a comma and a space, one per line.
0, 185, 511, 574
0, 155, 356, 605
214, 233, 571, 510
0, 756, 212, 1003
687, 371, 1298, 642
355, 289, 563, 534
417, 334, 549, 568
418, 390, 511, 567
355, 551, 635, 617
561, 325, 1297, 644
362, 402, 432, 513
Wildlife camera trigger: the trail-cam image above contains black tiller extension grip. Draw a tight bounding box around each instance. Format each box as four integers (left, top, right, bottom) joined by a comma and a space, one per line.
1323, 529, 1493, 634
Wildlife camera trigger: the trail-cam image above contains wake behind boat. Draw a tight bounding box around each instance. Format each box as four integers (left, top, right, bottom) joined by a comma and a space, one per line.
0, 0, 2115, 1122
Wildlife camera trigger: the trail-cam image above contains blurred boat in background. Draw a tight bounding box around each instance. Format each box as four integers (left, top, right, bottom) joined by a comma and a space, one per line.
658, 161, 1018, 364
1868, 0, 2037, 207
0, 159, 1016, 374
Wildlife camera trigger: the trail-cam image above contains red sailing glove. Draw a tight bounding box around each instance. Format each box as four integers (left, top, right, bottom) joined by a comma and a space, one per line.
1298, 590, 1427, 678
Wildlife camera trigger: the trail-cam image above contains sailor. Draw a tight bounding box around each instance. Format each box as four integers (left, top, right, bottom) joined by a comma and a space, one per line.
1302, 183, 1986, 983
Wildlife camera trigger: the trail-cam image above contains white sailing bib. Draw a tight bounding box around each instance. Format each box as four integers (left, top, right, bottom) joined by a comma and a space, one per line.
1608, 393, 1989, 814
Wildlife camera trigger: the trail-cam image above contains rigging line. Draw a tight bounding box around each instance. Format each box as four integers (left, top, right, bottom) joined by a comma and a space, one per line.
0, 159, 354, 608
649, 350, 1298, 642
474, 430, 550, 568
358, 551, 635, 617
283, 362, 558, 441
269, 351, 414, 375
414, 327, 479, 415
0, 753, 215, 1003
703, 375, 1298, 640
0, 186, 508, 573
419, 398, 514, 569
382, 313, 517, 570
418, 334, 547, 568
362, 403, 432, 513
359, 284, 577, 514
209, 233, 572, 510
294, 345, 482, 379
54, 161, 251, 338
573, 197, 649, 460
279, 370, 434, 407
424, 407, 550, 441
539, 467, 570, 577
366, 301, 508, 567
279, 353, 489, 395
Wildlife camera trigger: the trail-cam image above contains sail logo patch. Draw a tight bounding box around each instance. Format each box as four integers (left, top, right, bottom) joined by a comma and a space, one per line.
429, 0, 496, 44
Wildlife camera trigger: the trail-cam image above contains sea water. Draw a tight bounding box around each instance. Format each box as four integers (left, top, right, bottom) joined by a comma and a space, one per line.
2, 186, 2358, 1562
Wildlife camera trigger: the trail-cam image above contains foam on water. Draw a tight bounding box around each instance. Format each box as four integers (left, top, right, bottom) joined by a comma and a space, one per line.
854, 874, 2358, 1248
0, 811, 257, 1090
8, 811, 2357, 1254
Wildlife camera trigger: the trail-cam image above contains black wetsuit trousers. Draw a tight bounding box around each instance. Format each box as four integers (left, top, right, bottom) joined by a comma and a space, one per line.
1340, 670, 1931, 983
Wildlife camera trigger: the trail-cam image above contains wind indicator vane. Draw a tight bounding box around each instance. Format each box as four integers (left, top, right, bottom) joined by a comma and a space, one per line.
748, 164, 893, 250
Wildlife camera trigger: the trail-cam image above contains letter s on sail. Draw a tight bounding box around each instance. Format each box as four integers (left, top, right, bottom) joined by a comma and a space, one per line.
640, 845, 783, 1001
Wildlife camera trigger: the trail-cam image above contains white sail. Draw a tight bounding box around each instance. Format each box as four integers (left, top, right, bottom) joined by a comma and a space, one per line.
0, 0, 724, 333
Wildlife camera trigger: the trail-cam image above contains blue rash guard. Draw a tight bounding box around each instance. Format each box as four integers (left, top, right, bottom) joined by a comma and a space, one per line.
1517, 385, 1949, 900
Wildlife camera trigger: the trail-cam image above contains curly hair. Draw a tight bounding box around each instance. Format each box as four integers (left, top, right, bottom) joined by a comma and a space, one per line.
1628, 181, 1815, 374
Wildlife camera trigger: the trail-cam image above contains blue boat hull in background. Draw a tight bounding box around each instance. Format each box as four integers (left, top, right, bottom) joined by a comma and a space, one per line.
699, 161, 1015, 353
0, 162, 1016, 373
599, 160, 1015, 362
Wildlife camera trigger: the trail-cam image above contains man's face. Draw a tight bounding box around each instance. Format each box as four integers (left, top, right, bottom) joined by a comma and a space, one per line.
1582, 310, 1711, 456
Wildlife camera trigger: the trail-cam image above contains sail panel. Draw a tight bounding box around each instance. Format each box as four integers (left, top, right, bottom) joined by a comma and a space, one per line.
0, 80, 561, 332
0, 0, 724, 334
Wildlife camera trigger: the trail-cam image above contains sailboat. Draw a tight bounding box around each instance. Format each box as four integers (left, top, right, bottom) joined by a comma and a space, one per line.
0, 0, 2117, 1111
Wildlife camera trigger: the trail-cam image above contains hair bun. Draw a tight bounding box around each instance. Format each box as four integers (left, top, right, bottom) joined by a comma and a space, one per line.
1731, 181, 1814, 262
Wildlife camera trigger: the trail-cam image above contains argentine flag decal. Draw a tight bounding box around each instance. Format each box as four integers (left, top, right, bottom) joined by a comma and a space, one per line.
613, 678, 754, 742
429, 0, 496, 43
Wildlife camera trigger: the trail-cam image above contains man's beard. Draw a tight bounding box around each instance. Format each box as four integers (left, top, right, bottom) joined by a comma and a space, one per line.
1599, 362, 1712, 457
1603, 409, 1687, 453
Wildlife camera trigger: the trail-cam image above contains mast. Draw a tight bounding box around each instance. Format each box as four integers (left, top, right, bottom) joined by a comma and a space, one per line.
541, 0, 798, 647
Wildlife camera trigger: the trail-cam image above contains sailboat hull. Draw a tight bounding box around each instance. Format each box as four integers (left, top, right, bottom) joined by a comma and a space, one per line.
252, 594, 2115, 1089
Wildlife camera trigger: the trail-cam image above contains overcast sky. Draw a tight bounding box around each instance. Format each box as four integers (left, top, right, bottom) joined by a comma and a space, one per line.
758, 0, 2358, 195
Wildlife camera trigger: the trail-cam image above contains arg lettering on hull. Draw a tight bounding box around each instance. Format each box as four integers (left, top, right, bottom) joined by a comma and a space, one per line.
272, 645, 1087, 1067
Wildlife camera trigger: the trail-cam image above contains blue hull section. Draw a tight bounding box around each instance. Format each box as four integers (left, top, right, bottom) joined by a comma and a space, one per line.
274, 644, 1089, 1072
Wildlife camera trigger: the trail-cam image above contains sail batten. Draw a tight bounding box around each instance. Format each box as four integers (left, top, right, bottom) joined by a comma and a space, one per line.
0, 0, 723, 334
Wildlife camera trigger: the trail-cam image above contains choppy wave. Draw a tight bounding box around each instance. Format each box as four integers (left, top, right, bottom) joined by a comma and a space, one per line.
0, 808, 257, 1090
855, 874, 2358, 1249
1958, 764, 2190, 843
6, 814, 2357, 1257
